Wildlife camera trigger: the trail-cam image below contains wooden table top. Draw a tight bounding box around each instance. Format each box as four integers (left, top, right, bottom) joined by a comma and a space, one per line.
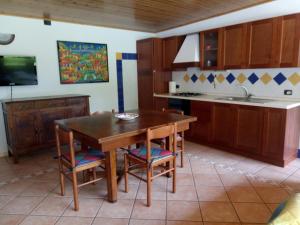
55, 110, 197, 143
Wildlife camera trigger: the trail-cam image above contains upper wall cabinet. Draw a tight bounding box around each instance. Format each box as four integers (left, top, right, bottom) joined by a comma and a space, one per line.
200, 29, 223, 70
162, 36, 185, 70
246, 18, 280, 68
222, 24, 248, 69
278, 14, 300, 67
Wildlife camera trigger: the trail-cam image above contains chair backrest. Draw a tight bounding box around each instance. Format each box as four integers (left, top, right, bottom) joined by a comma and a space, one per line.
55, 124, 76, 168
146, 123, 177, 161
162, 108, 184, 115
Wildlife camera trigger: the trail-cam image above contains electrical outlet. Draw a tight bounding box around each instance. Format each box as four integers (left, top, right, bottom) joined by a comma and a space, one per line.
284, 90, 293, 95
176, 84, 180, 89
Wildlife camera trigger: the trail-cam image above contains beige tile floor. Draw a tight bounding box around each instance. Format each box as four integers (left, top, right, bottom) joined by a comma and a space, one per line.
1, 141, 300, 225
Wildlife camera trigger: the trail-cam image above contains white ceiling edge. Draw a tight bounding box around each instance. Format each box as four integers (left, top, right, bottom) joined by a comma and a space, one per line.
156, 0, 300, 38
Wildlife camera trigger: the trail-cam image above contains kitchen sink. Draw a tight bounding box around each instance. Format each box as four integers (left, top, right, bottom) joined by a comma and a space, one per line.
216, 96, 274, 103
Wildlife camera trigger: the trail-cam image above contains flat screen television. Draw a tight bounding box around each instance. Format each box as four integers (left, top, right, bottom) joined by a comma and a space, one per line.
0, 56, 38, 86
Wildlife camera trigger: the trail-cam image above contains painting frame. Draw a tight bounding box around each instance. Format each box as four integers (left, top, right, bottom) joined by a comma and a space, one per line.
57, 40, 109, 84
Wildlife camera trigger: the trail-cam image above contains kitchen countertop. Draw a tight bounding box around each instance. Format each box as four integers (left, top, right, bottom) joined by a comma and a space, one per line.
154, 93, 300, 109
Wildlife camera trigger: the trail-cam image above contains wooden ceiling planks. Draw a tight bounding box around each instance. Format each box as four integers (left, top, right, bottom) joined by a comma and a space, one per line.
0, 0, 272, 32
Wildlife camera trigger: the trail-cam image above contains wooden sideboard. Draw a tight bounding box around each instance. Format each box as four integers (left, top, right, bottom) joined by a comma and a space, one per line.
2, 94, 90, 163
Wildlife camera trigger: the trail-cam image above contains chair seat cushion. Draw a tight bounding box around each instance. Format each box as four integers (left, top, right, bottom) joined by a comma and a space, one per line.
128, 146, 173, 162
63, 148, 105, 167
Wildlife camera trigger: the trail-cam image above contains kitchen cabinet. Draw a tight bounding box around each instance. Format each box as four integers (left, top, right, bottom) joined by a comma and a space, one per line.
262, 108, 286, 160
186, 100, 300, 166
188, 101, 212, 143
162, 36, 185, 70
246, 18, 280, 68
278, 14, 300, 67
211, 103, 235, 147
222, 24, 248, 69
235, 106, 263, 154
2, 95, 90, 163
137, 38, 171, 110
200, 29, 223, 70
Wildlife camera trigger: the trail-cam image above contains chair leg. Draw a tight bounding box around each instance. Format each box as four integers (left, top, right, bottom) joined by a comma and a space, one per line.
92, 168, 97, 185
124, 154, 129, 193
71, 170, 79, 211
147, 167, 152, 207
180, 138, 184, 168
172, 158, 176, 193
59, 170, 65, 196
58, 161, 65, 196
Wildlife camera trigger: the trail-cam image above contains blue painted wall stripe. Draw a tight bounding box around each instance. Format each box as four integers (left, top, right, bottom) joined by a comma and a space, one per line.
116, 53, 137, 113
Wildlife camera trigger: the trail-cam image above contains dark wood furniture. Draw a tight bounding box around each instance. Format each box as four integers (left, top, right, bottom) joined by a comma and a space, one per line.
222, 24, 248, 69
124, 123, 177, 207
137, 38, 171, 111
186, 100, 300, 167
136, 13, 300, 71
246, 18, 279, 68
162, 36, 185, 70
2, 94, 90, 163
55, 124, 105, 211
200, 29, 223, 70
278, 14, 300, 67
55, 110, 196, 202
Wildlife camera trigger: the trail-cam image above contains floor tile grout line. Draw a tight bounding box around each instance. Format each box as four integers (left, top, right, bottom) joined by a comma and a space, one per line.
90, 194, 105, 225
16, 183, 56, 225
188, 155, 204, 222
214, 162, 242, 224
126, 174, 141, 225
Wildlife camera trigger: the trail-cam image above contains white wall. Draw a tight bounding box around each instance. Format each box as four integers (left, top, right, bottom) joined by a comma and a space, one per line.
157, 0, 300, 37
0, 15, 153, 156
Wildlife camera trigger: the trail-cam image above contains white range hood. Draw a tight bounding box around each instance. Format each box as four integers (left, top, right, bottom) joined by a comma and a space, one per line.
173, 33, 200, 64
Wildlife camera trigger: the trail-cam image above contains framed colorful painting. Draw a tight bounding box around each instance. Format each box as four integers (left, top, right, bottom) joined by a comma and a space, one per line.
57, 40, 109, 84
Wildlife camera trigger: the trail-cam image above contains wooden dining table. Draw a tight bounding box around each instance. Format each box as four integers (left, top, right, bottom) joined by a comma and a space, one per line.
55, 110, 197, 202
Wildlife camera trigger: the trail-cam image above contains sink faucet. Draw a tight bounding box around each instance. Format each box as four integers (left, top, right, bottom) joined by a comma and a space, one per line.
239, 85, 253, 99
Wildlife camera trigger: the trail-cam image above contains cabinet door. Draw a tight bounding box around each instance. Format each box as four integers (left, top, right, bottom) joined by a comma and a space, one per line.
137, 39, 154, 74
137, 39, 155, 110
39, 108, 67, 144
262, 108, 286, 160
278, 14, 300, 67
247, 18, 279, 68
222, 24, 247, 69
13, 111, 38, 149
162, 36, 185, 70
212, 103, 236, 147
189, 101, 212, 143
154, 97, 169, 111
235, 106, 263, 154
200, 29, 223, 70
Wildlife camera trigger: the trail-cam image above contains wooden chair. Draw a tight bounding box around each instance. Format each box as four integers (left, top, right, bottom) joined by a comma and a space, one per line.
153, 108, 185, 167
124, 123, 177, 206
55, 124, 106, 211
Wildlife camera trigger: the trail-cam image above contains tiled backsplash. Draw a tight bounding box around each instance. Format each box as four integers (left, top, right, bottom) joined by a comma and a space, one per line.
172, 67, 300, 99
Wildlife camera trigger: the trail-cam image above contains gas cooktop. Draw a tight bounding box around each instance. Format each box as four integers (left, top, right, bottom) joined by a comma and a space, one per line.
172, 92, 203, 97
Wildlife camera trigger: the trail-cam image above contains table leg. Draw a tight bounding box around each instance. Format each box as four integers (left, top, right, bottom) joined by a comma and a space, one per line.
105, 150, 117, 202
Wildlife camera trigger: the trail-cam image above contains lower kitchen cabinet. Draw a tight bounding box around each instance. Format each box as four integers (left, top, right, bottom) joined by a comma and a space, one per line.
235, 105, 263, 154
189, 101, 212, 143
186, 100, 300, 166
212, 103, 236, 147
